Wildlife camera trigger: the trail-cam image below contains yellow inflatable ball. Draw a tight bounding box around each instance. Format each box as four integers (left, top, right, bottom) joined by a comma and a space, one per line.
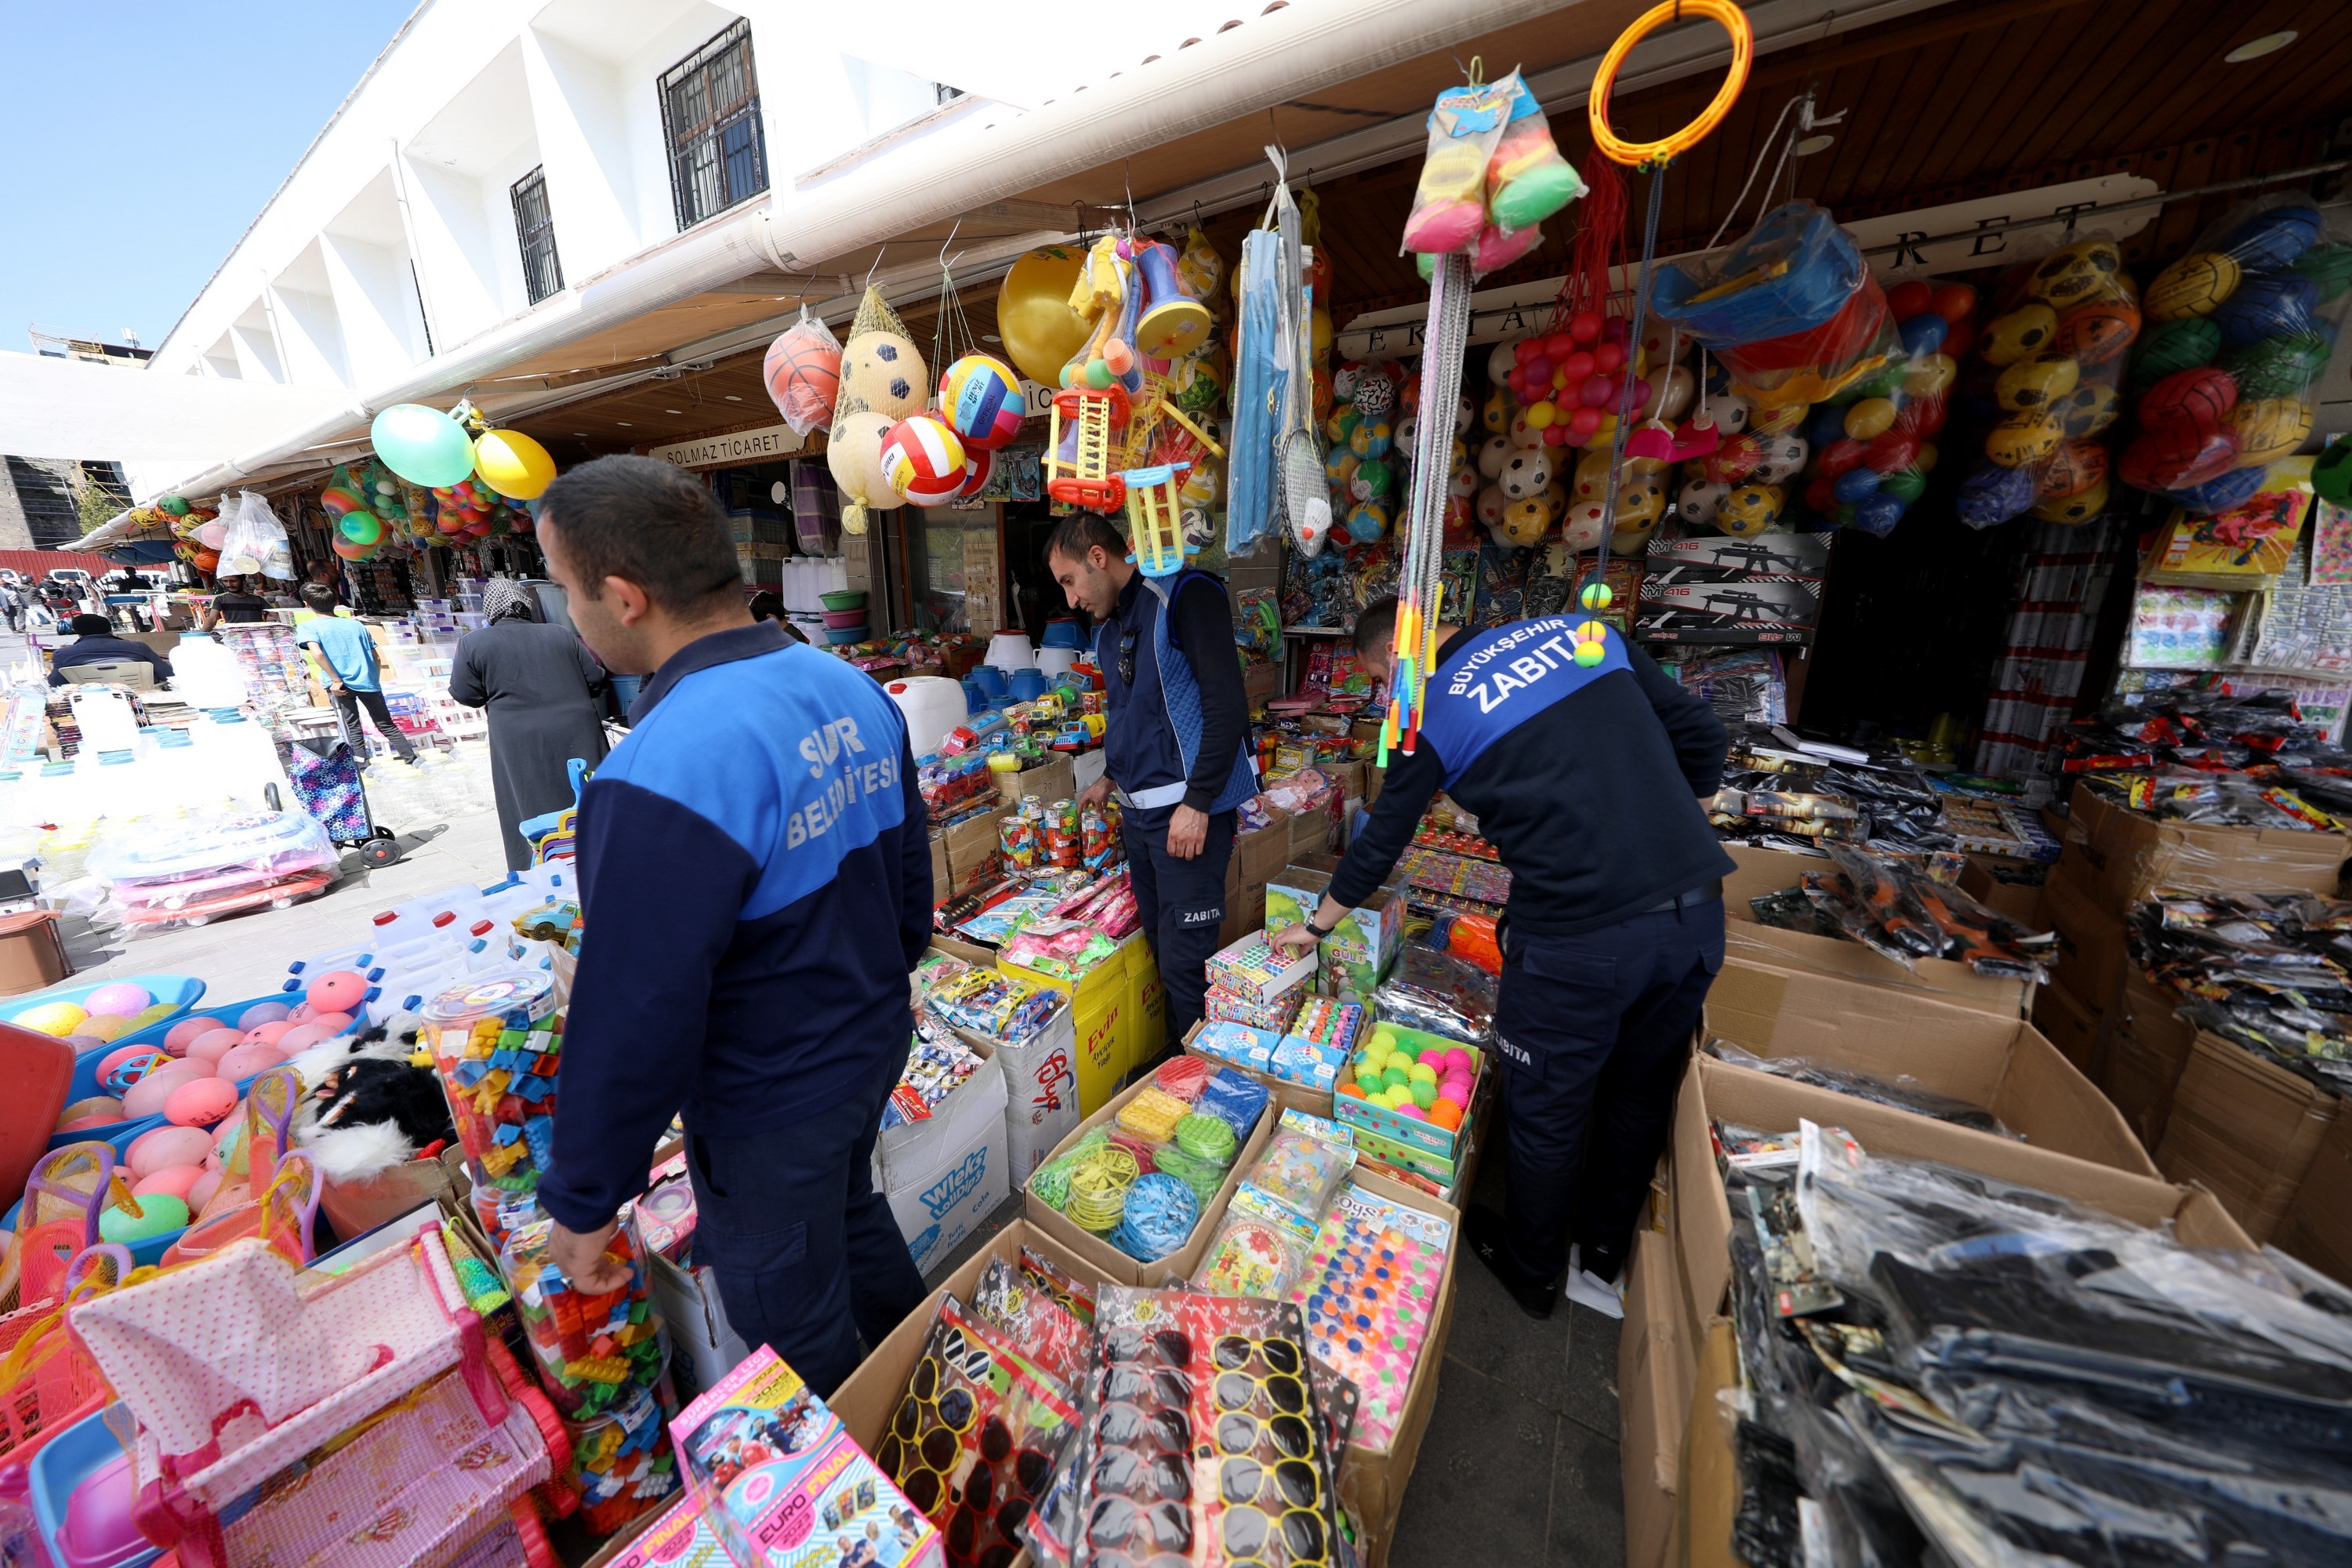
1994, 351, 2082, 412
1985, 411, 2063, 469
2053, 384, 2121, 439
838, 331, 927, 420
1500, 495, 1552, 546
826, 409, 903, 532
2230, 395, 2314, 466
2143, 252, 2242, 324
1980, 304, 2059, 366
472, 429, 557, 499
1572, 447, 1614, 501
2027, 239, 2125, 310
13, 1001, 86, 1036
1717, 483, 1783, 536
2031, 477, 2109, 524
1901, 353, 1958, 399
995, 247, 1091, 387
1482, 389, 1512, 434
1842, 398, 1898, 441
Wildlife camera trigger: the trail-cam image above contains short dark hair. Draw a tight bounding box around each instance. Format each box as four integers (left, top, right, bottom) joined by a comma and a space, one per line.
1352, 595, 1398, 656
299, 583, 339, 613
1045, 513, 1127, 567
69, 614, 110, 636
539, 455, 742, 612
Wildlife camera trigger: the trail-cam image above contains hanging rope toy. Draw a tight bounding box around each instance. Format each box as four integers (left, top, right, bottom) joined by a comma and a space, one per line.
1588, 0, 1755, 171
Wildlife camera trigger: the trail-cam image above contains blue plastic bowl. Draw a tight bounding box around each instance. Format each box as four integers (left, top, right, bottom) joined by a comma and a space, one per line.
28, 1406, 160, 1568
822, 625, 869, 646
6, 975, 205, 1035
49, 994, 358, 1150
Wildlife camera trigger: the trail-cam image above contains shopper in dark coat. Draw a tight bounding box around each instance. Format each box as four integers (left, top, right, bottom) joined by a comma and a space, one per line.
450, 580, 609, 870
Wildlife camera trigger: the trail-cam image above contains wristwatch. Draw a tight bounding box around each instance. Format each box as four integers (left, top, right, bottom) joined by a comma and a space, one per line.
1304, 917, 1335, 941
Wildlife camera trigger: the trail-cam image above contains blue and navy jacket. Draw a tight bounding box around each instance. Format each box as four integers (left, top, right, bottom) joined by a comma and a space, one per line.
1330, 618, 1734, 936
539, 620, 930, 1232
1095, 568, 1255, 816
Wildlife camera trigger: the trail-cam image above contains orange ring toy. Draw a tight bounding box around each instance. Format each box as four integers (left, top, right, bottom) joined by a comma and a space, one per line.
1588, 0, 1753, 168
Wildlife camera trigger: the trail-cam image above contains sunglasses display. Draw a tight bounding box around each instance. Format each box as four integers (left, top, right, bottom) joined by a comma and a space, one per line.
1059, 1288, 1344, 1568
973, 1255, 1093, 1390
880, 1301, 1080, 1568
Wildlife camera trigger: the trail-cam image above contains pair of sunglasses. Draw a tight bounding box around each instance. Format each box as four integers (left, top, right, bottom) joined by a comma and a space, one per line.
1086, 1493, 1193, 1555
1102, 1324, 1193, 1368
1218, 1453, 1322, 1509
1220, 1501, 1330, 1564
1097, 1401, 1191, 1454
1214, 1334, 1303, 1376
1214, 1366, 1308, 1418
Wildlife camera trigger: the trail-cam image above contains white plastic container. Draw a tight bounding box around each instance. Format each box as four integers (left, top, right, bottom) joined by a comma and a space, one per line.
985, 632, 1037, 673
881, 675, 969, 760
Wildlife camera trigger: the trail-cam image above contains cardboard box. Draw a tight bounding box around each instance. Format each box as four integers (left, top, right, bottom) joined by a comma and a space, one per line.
1020, 1072, 1276, 1287
1618, 1229, 1691, 1568
1287, 802, 1337, 859
1718, 844, 2031, 1017
1123, 943, 1165, 1072
2039, 856, 2129, 1013
1678, 1319, 1741, 1568
1703, 960, 2154, 1178
1959, 853, 2044, 926
648, 1252, 751, 1408
1002, 937, 1134, 1115
927, 833, 949, 904
1181, 1018, 1337, 1121
1237, 808, 1294, 887
2060, 779, 2349, 909
951, 1007, 1080, 1189
942, 804, 1012, 895
2096, 969, 2199, 1151
873, 1051, 1010, 1276
1243, 660, 1280, 706
1667, 1056, 2253, 1335
996, 752, 1076, 805
2155, 1032, 2343, 1243
2274, 1111, 2352, 1287
2031, 975, 2105, 1077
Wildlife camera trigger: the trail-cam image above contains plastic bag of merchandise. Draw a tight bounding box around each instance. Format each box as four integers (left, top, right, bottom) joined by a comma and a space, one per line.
216, 490, 297, 580
760, 307, 842, 435
2120, 194, 2350, 514
1372, 944, 1497, 1043
1401, 74, 1520, 255
1786, 274, 1979, 536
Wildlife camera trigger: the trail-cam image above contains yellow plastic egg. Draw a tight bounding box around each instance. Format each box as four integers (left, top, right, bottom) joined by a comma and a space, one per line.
1842, 398, 1898, 441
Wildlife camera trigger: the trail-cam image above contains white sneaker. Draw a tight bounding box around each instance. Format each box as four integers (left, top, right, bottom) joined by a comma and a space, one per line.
1563, 1244, 1624, 1320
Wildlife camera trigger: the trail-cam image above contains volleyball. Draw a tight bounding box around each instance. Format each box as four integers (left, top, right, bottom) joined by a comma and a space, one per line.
940, 354, 1025, 449
879, 416, 967, 506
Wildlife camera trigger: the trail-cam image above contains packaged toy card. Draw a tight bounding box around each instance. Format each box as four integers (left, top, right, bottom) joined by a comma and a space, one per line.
971, 1255, 1091, 1392
1192, 1187, 1319, 1299
1287, 1185, 1453, 1448
673, 1345, 942, 1568
878, 1301, 1080, 1561
1240, 1109, 1358, 1227
1206, 935, 1319, 1004
1191, 1019, 1279, 1073
1018, 1244, 1097, 1326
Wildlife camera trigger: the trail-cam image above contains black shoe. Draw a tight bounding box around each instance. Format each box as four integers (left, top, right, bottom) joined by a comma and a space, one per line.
1465, 1203, 1556, 1320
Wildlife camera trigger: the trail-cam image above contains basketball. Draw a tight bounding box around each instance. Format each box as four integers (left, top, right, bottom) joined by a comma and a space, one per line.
939, 354, 1025, 449
2143, 252, 2241, 322
2223, 204, 2323, 272
1980, 304, 2058, 365
2028, 239, 2123, 310
2037, 439, 2109, 500
2229, 394, 2314, 466
1984, 412, 2062, 469
838, 331, 927, 419
2139, 366, 2238, 436
879, 416, 967, 506
2129, 318, 2223, 390
2054, 300, 2140, 366
764, 321, 840, 431
1994, 351, 2082, 412
2210, 273, 2319, 351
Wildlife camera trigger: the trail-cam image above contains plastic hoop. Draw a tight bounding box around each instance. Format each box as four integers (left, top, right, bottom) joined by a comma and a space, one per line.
1589, 0, 1754, 168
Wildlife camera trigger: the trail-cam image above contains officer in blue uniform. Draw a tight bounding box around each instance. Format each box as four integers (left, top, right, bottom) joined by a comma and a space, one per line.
1047, 514, 1256, 1047
1275, 597, 1733, 1320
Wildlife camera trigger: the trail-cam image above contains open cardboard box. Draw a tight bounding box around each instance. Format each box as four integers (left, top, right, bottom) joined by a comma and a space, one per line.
2154, 1030, 2343, 1244
1719, 844, 2031, 1017
2097, 968, 2200, 1151
1020, 1072, 1276, 1287
1617, 1227, 1690, 1568
1703, 959, 2155, 1178
1667, 1054, 2255, 1341
2060, 777, 2349, 907
2274, 1109, 2352, 1287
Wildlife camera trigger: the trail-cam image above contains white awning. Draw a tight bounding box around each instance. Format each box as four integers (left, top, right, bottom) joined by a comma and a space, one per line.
0, 352, 357, 475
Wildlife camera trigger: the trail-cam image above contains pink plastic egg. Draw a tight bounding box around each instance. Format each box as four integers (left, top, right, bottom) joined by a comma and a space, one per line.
238, 1002, 292, 1029
162, 1017, 217, 1057
215, 1043, 281, 1080
122, 1062, 205, 1119
163, 1078, 240, 1127
188, 1167, 225, 1212
83, 982, 154, 1018
275, 1024, 331, 1055
187, 1029, 241, 1065
310, 1012, 354, 1036
126, 1124, 215, 1178
244, 1021, 295, 1048
133, 1166, 203, 1202
285, 1003, 316, 1025
306, 971, 368, 1015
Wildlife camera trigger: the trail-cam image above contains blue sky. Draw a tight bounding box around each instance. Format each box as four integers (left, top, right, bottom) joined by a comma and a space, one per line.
0, 1, 419, 353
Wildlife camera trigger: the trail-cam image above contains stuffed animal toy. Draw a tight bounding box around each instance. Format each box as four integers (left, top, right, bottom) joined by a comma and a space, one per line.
284, 1014, 456, 1182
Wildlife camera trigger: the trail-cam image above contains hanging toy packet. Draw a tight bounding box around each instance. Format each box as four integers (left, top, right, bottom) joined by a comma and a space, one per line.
1404, 70, 1582, 261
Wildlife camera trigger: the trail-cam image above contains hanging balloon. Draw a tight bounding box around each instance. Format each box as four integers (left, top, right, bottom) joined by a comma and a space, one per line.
318, 485, 364, 517
338, 511, 383, 546
330, 535, 377, 561
473, 430, 557, 499
994, 247, 1091, 387
371, 404, 475, 486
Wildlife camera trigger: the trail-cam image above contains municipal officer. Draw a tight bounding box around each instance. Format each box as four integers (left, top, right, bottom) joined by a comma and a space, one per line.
1272, 597, 1732, 1320
1047, 514, 1255, 1048
534, 456, 930, 1394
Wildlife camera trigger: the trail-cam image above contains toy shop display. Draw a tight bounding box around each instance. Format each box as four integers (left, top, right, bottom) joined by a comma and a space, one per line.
1025, 1065, 1269, 1263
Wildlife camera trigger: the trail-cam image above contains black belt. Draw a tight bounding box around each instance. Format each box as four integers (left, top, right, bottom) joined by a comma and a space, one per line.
1641, 879, 1723, 914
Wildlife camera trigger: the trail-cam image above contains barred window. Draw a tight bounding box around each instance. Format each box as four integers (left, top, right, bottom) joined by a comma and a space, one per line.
659, 20, 769, 230
510, 166, 564, 304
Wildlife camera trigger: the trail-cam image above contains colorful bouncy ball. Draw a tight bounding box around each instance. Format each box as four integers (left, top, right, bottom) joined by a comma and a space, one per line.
370, 404, 475, 486
938, 354, 1025, 450
472, 430, 557, 499
878, 416, 967, 506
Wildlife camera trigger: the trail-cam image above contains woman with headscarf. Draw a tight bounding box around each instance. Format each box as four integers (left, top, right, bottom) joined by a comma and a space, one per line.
449, 579, 611, 870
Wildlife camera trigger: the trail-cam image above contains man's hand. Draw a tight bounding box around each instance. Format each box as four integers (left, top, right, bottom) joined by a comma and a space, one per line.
1078, 775, 1112, 810
545, 1216, 628, 1293
1269, 922, 1319, 956
1167, 804, 1208, 860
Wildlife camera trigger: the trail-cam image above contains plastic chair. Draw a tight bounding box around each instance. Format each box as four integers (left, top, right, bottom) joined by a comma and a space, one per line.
57, 665, 154, 691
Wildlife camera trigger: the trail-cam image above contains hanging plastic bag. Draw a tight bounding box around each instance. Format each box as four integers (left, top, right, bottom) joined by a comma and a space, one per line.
1402, 76, 1519, 255
1653, 204, 1896, 409
761, 307, 842, 435
217, 492, 296, 580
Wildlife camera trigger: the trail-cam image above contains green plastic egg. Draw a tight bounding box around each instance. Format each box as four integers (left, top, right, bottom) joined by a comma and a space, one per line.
101, 1194, 189, 1243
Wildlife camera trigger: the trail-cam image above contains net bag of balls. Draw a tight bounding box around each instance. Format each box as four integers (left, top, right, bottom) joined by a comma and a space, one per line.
2118, 194, 2350, 516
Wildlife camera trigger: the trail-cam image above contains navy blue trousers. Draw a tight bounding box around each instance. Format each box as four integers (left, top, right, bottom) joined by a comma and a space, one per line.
684, 1048, 927, 1394
1491, 898, 1724, 1285
1121, 806, 1236, 1047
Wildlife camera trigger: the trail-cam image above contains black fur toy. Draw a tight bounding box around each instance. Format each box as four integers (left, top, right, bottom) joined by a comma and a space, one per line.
284, 1014, 457, 1182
